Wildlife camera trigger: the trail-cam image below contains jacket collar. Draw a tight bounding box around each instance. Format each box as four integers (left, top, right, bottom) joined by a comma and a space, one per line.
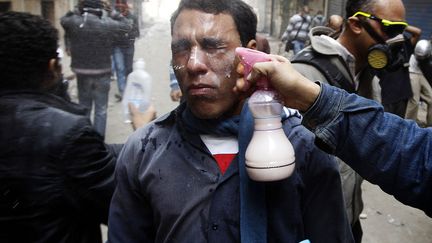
308, 26, 343, 56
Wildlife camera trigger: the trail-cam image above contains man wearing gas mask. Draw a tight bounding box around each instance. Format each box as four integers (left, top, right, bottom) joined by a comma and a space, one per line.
291, 0, 408, 241
405, 39, 432, 126
376, 25, 421, 118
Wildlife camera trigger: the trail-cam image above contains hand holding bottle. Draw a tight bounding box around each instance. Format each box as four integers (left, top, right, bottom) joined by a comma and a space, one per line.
128, 103, 156, 130
235, 47, 296, 181
234, 54, 320, 112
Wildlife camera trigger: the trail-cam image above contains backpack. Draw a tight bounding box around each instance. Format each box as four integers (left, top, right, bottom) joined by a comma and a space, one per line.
291, 48, 356, 93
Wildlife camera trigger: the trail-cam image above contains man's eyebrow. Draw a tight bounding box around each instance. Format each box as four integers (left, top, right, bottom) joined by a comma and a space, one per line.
171, 39, 190, 49
202, 37, 226, 46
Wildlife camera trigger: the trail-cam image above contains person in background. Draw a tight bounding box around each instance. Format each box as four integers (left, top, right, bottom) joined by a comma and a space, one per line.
377, 25, 421, 118
61, 0, 131, 138
327, 14, 344, 32
280, 5, 312, 55
107, 0, 353, 242
112, 0, 140, 102
0, 11, 156, 243
290, 0, 409, 241
310, 10, 326, 29
0, 11, 119, 243
256, 33, 271, 54
405, 39, 432, 126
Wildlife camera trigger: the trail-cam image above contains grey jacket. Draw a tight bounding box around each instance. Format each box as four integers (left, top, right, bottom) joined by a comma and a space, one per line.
292, 26, 376, 99
292, 26, 366, 226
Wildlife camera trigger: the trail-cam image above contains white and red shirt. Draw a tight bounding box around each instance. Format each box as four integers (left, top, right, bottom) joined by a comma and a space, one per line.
200, 135, 238, 174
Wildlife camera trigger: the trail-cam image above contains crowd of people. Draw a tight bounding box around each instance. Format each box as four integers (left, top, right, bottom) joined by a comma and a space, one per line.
280, 4, 432, 129
1, 0, 432, 242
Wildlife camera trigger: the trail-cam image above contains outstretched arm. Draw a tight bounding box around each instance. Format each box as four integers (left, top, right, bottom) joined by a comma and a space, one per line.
235, 55, 432, 216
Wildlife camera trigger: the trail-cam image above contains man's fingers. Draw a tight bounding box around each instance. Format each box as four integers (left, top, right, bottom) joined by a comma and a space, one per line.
128, 102, 139, 113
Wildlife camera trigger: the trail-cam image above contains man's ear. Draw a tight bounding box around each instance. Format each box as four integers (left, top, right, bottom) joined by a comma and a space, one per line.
347, 17, 363, 35
246, 39, 257, 50
43, 58, 62, 88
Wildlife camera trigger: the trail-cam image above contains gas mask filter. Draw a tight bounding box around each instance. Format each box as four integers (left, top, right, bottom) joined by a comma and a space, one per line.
367, 34, 406, 71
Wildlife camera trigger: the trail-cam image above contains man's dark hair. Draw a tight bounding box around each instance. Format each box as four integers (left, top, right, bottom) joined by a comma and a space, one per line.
345, 0, 376, 19
170, 0, 257, 47
79, 0, 104, 16
0, 11, 58, 91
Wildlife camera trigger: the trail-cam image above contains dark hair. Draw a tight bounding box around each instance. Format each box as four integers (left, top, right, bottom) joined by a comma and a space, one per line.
79, 0, 104, 16
82, 0, 103, 9
345, 0, 376, 19
170, 0, 257, 47
0, 11, 58, 91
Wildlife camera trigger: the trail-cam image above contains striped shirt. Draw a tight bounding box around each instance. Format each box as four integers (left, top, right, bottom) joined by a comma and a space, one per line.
281, 14, 312, 42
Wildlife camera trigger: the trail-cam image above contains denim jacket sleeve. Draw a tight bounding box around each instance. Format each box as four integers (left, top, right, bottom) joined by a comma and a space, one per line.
302, 83, 432, 216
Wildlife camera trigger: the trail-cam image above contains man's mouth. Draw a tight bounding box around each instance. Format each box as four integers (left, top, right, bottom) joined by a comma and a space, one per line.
187, 83, 215, 96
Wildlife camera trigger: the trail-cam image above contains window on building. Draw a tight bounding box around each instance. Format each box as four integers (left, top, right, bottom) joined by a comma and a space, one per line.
41, 0, 54, 23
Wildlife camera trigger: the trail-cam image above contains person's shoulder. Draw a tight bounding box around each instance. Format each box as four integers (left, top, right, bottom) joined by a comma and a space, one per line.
129, 111, 178, 145
282, 119, 339, 173
282, 118, 317, 156
128, 11, 138, 19
61, 12, 80, 25
46, 104, 93, 135
290, 14, 302, 22
27, 98, 96, 147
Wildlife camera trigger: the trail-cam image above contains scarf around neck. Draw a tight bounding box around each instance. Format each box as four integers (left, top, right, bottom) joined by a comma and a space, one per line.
181, 102, 271, 243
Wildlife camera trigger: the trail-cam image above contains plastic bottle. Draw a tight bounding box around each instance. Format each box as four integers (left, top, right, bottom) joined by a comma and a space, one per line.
235, 47, 295, 181
122, 58, 152, 123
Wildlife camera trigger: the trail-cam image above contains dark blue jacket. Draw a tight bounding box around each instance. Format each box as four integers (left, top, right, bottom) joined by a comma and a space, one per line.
108, 104, 353, 242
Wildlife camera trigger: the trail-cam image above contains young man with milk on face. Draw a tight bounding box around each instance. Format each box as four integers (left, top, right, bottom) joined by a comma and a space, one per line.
107, 0, 353, 242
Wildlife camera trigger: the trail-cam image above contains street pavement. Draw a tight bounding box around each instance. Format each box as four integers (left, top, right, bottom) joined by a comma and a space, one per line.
62, 11, 432, 243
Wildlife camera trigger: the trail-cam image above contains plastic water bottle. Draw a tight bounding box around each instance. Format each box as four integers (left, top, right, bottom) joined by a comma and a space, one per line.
122, 58, 152, 123
235, 47, 295, 181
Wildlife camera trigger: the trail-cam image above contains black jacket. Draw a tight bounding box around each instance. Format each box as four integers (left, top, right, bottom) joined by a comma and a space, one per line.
0, 91, 120, 243
113, 11, 140, 48
61, 11, 131, 73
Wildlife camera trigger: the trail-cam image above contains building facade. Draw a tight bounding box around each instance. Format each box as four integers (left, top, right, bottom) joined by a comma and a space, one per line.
0, 0, 76, 31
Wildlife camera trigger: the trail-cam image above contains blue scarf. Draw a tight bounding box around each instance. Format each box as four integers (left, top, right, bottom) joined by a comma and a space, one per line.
182, 102, 302, 242
182, 102, 270, 242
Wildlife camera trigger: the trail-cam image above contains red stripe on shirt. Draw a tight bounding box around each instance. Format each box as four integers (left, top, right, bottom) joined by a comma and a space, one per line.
213, 154, 236, 174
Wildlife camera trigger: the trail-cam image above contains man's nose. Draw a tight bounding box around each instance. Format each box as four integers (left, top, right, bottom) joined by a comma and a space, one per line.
186, 46, 207, 74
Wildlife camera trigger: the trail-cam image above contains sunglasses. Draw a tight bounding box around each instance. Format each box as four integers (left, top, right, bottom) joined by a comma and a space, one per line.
352, 11, 408, 38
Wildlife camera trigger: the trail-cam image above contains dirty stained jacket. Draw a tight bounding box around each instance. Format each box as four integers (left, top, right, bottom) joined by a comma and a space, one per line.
0, 91, 120, 243
108, 103, 353, 243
